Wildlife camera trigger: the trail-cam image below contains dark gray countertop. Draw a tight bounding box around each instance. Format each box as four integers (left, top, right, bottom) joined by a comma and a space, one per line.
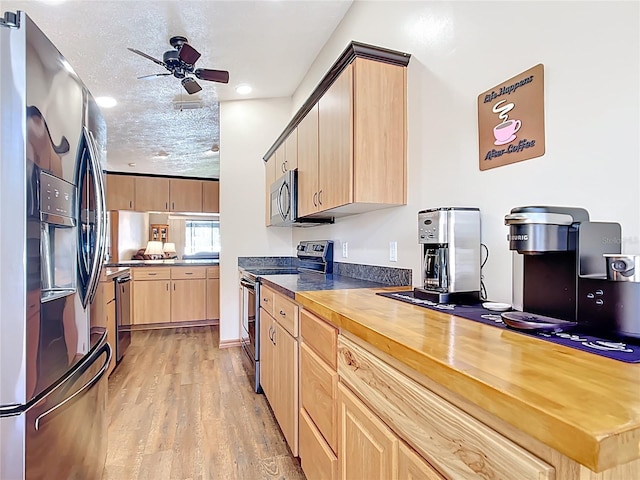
107, 259, 219, 267
257, 272, 389, 299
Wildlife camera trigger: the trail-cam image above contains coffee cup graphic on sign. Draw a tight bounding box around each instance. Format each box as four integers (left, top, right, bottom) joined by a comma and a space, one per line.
493, 119, 522, 145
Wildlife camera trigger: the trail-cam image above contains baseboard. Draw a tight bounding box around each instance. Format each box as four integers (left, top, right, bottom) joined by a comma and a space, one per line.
219, 339, 242, 349
128, 318, 219, 331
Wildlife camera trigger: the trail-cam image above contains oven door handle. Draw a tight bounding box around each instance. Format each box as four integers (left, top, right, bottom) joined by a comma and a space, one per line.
240, 279, 255, 290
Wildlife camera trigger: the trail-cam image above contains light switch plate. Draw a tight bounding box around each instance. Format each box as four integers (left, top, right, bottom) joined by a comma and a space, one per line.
342, 242, 348, 258
390, 241, 397, 262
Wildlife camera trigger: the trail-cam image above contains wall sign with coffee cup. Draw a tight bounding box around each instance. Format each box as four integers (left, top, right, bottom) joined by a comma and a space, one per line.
478, 64, 545, 170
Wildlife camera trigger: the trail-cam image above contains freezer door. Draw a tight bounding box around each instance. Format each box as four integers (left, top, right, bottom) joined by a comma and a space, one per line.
25, 333, 111, 480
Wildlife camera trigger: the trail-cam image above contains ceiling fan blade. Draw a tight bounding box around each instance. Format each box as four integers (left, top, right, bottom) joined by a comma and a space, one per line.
137, 73, 172, 80
179, 43, 201, 65
181, 77, 202, 95
194, 68, 229, 84
127, 47, 166, 67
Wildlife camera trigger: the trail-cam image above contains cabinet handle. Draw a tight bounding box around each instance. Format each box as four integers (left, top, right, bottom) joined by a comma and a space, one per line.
284, 160, 288, 171
313, 192, 318, 207
263, 298, 269, 303
279, 310, 286, 317
268, 325, 273, 342
165, 202, 168, 209
185, 272, 193, 275
148, 273, 157, 276
129, 200, 132, 208
272, 328, 276, 346
172, 202, 175, 210
173, 283, 176, 291
318, 189, 323, 205
166, 283, 169, 291
281, 162, 285, 173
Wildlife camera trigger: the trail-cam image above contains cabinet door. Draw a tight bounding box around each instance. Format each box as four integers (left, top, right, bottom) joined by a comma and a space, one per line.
275, 144, 286, 177
284, 129, 298, 172
338, 383, 397, 480
132, 280, 171, 324
106, 174, 135, 210
301, 342, 337, 452
265, 154, 276, 226
135, 176, 170, 212
202, 181, 220, 213
319, 63, 353, 212
398, 442, 445, 480
297, 104, 319, 218
170, 178, 203, 212
353, 58, 407, 205
206, 277, 220, 320
259, 312, 275, 399
274, 322, 299, 456
300, 408, 338, 480
171, 279, 206, 322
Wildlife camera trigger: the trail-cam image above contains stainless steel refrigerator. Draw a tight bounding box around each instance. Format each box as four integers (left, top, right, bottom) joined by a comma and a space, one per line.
0, 11, 111, 479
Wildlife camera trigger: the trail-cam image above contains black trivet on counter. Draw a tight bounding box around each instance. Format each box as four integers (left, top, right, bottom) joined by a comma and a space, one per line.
377, 291, 640, 363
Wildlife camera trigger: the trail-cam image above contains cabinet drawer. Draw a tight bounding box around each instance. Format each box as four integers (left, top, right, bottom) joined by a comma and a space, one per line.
171, 266, 206, 279
337, 336, 555, 480
206, 266, 220, 279
301, 309, 337, 369
301, 342, 337, 452
260, 286, 274, 317
132, 268, 170, 281
273, 293, 299, 337
300, 408, 337, 480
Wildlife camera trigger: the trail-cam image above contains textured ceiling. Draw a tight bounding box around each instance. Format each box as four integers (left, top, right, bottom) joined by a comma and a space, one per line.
2, 0, 352, 178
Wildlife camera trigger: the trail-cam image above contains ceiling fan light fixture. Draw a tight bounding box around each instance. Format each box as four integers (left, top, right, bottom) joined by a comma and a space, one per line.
235, 84, 252, 95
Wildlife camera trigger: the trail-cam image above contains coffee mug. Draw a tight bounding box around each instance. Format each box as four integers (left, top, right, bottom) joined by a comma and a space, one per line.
493, 119, 521, 144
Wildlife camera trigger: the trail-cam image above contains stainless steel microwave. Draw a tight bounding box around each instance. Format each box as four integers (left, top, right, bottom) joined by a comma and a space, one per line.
269, 170, 297, 226
269, 170, 334, 227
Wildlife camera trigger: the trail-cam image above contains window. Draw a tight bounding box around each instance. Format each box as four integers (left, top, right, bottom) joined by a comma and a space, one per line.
184, 220, 220, 257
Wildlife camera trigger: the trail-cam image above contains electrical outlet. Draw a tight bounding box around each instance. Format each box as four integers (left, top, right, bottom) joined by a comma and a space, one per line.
390, 241, 398, 262
342, 242, 348, 258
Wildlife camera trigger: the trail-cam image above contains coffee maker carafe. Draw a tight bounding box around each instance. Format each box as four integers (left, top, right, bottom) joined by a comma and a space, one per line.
414, 207, 481, 304
504, 206, 621, 322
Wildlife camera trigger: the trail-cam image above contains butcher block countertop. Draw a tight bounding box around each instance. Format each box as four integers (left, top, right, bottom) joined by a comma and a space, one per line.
294, 287, 640, 473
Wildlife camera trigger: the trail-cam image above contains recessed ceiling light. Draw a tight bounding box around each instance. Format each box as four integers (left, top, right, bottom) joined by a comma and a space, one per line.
95, 96, 117, 108
235, 84, 252, 95
128, 162, 136, 167
211, 144, 219, 152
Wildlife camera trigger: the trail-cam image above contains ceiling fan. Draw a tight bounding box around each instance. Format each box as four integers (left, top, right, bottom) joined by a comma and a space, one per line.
128, 36, 229, 94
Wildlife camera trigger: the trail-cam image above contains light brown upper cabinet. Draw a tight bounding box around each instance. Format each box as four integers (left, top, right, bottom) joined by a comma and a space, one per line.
202, 181, 220, 213
170, 178, 203, 212
264, 151, 277, 226
106, 174, 135, 211
135, 176, 170, 212
283, 129, 298, 174
297, 104, 320, 218
318, 58, 406, 215
263, 42, 409, 223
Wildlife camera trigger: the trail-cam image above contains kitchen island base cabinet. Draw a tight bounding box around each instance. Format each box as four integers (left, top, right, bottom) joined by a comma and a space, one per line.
299, 408, 337, 480
206, 267, 220, 320
338, 335, 555, 480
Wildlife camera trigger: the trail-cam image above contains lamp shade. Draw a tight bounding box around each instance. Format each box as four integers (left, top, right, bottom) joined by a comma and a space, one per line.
163, 242, 176, 254
144, 241, 164, 256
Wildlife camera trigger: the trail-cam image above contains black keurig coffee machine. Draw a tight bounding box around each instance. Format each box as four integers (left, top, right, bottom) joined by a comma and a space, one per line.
504, 206, 622, 322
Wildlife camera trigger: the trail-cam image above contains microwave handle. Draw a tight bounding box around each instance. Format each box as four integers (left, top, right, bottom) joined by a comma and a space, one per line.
280, 182, 291, 220
277, 182, 286, 221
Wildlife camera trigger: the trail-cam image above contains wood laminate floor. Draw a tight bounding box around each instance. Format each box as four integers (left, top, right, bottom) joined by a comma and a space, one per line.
103, 326, 305, 480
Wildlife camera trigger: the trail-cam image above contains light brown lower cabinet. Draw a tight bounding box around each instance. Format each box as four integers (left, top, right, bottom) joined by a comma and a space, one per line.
398, 442, 445, 480
131, 267, 210, 325
259, 287, 299, 457
299, 408, 337, 480
132, 278, 171, 325
206, 266, 220, 320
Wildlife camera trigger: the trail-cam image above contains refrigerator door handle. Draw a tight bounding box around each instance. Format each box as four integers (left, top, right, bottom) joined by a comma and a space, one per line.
82, 126, 106, 307
34, 341, 112, 431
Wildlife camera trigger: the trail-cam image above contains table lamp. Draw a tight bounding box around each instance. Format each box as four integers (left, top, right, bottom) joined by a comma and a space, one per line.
144, 241, 164, 260
163, 242, 177, 259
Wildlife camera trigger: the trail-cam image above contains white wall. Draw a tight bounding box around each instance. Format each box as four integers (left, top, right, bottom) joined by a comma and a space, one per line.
219, 98, 293, 343
290, 0, 640, 304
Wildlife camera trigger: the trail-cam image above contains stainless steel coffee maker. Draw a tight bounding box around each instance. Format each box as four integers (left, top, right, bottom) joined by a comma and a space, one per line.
505, 206, 622, 322
414, 207, 481, 304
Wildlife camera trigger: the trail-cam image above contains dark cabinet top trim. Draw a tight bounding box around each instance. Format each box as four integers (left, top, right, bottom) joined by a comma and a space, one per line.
104, 171, 219, 182
263, 41, 411, 161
